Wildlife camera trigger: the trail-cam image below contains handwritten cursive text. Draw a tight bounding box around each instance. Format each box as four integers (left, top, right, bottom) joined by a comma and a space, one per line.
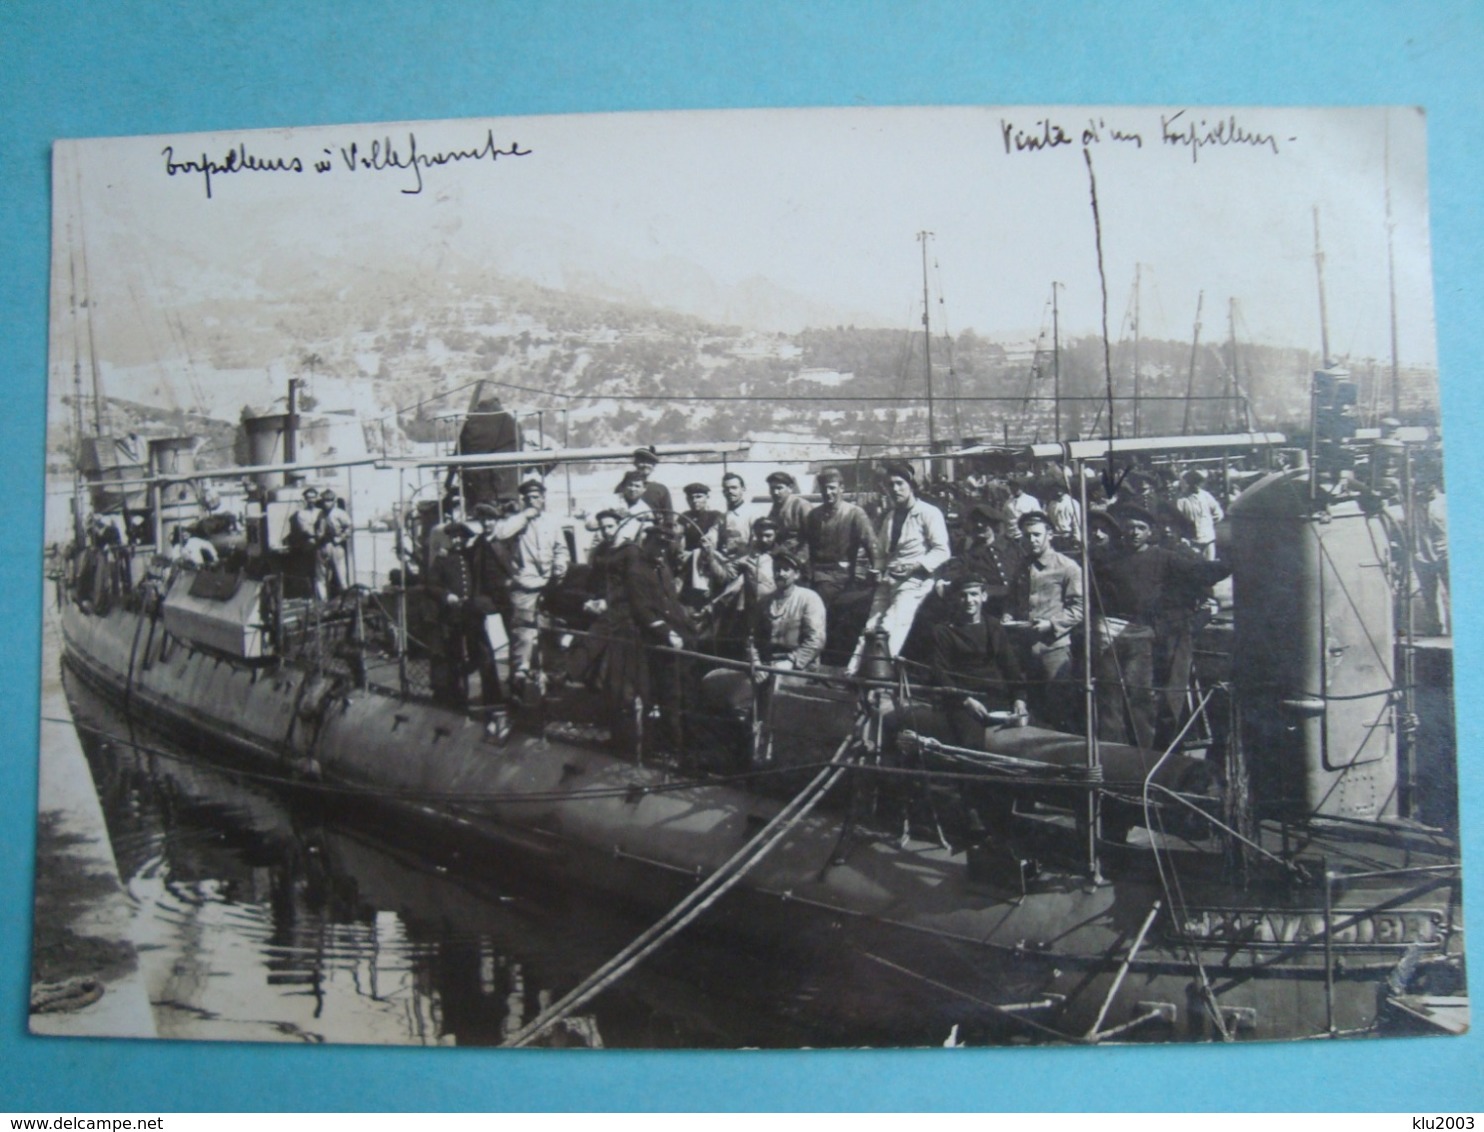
162, 144, 304, 199
1160, 110, 1282, 162
337, 129, 531, 194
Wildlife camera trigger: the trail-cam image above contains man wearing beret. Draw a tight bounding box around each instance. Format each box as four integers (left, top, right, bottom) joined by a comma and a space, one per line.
765, 470, 813, 563
630, 446, 674, 518
613, 469, 655, 544
1092, 503, 1230, 747
846, 462, 951, 674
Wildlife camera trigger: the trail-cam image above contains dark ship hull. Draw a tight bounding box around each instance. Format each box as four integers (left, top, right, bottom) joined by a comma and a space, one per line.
57, 531, 1465, 1045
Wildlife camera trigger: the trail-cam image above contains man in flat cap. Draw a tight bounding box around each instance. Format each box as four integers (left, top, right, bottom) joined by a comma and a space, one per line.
804, 467, 878, 662
486, 478, 570, 693
765, 470, 813, 563
676, 481, 725, 610
846, 461, 951, 674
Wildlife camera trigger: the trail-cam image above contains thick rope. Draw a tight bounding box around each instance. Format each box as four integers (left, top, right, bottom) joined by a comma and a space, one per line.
501, 732, 857, 1047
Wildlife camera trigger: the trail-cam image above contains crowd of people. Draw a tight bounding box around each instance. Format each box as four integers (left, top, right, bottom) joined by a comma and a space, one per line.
406, 445, 1253, 762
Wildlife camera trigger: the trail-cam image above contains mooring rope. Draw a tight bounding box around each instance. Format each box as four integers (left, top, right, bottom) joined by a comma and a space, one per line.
501, 732, 858, 1047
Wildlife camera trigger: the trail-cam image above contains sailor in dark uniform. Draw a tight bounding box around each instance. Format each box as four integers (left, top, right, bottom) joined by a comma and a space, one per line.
627, 525, 695, 754
765, 471, 813, 563
944, 502, 1023, 620
427, 521, 501, 709
630, 446, 674, 518
676, 482, 724, 610
1089, 504, 1230, 747
923, 575, 1028, 748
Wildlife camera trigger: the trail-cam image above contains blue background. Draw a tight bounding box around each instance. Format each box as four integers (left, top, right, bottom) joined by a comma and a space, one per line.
2, 0, 1481, 1112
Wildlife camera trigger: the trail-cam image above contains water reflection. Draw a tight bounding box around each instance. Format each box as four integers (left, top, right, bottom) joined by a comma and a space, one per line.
65, 669, 868, 1048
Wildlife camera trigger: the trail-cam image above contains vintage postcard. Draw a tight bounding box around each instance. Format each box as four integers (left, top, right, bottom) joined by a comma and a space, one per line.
36, 106, 1463, 1048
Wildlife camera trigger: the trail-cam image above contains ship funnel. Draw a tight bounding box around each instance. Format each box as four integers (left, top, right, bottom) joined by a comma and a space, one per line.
240, 412, 292, 491
148, 436, 199, 545
1228, 469, 1398, 821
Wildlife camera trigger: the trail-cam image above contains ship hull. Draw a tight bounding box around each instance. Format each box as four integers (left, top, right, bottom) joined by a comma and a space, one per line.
58, 598, 1464, 1043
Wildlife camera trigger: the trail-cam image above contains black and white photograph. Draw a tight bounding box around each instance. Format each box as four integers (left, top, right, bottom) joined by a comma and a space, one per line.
35, 105, 1464, 1049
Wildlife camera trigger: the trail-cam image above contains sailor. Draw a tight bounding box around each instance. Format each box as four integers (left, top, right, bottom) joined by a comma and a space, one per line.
1414, 479, 1449, 636
676, 482, 724, 610
846, 462, 951, 674
630, 446, 674, 518
1175, 469, 1224, 559
751, 548, 826, 675
489, 478, 571, 692
717, 472, 759, 558
705, 517, 779, 659
924, 574, 1028, 748
803, 467, 878, 663
1007, 510, 1084, 732
426, 521, 499, 709
169, 524, 219, 569
285, 487, 323, 598
701, 547, 825, 766
424, 495, 466, 574
804, 468, 877, 605
612, 469, 655, 545
627, 525, 695, 754
316, 492, 353, 598
572, 509, 643, 720
1007, 478, 1043, 525
941, 502, 1022, 620
1090, 504, 1231, 747
1045, 480, 1082, 550
764, 471, 813, 562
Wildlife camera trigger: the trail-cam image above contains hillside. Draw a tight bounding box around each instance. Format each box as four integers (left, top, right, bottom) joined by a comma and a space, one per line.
52, 268, 1442, 470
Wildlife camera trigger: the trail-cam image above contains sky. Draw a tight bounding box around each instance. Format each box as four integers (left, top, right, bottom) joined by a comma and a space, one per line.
49, 104, 1436, 418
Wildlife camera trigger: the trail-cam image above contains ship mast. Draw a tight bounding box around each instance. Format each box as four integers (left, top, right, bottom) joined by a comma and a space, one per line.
1052, 281, 1062, 440
918, 230, 936, 453
1313, 206, 1331, 368
1385, 118, 1401, 418
1309, 208, 1329, 499
1181, 290, 1204, 433
1226, 297, 1248, 432
1130, 264, 1141, 438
